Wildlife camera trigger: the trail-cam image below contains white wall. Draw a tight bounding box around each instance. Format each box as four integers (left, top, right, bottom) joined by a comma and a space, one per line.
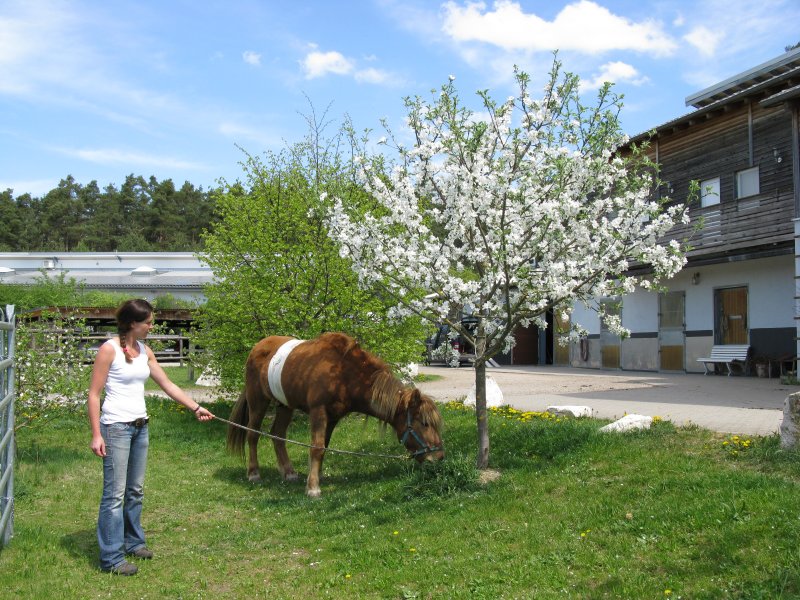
621, 288, 658, 332
567, 253, 794, 371
571, 301, 600, 335
676, 255, 793, 331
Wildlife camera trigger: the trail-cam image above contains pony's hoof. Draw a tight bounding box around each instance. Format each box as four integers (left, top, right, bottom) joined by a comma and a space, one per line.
306, 488, 321, 498
247, 472, 262, 483
283, 472, 299, 482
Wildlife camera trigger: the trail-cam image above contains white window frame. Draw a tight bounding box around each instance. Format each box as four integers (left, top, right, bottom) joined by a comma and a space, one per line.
700, 177, 720, 207
736, 166, 759, 199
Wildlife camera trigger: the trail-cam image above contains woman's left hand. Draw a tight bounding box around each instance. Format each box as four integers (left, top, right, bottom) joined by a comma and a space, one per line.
195, 406, 215, 421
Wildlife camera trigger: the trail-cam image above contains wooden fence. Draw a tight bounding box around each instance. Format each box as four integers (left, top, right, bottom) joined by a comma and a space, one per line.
81, 333, 196, 366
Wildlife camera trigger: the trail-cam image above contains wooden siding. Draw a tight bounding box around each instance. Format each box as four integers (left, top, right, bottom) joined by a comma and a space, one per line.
653, 102, 795, 259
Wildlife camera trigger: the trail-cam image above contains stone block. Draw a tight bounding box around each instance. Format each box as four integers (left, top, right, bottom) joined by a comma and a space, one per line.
599, 414, 653, 433
546, 405, 593, 418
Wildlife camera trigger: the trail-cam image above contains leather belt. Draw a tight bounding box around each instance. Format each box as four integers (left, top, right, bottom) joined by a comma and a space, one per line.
125, 417, 149, 427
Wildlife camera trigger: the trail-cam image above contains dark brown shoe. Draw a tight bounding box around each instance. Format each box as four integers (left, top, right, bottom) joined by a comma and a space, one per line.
103, 561, 138, 576
128, 546, 153, 559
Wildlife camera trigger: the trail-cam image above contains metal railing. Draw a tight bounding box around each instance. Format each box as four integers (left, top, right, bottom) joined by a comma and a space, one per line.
0, 305, 16, 548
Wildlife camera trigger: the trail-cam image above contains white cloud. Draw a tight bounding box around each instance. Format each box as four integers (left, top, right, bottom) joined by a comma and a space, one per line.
302, 50, 354, 79
242, 50, 262, 66
354, 67, 391, 84
300, 47, 401, 85
0, 1, 88, 95
378, 0, 442, 38
218, 121, 284, 148
441, 0, 677, 56
683, 26, 723, 57
0, 1, 192, 131
54, 147, 205, 170
583, 61, 649, 90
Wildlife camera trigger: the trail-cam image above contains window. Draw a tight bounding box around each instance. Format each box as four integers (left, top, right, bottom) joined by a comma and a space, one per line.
700, 177, 720, 207
736, 166, 759, 199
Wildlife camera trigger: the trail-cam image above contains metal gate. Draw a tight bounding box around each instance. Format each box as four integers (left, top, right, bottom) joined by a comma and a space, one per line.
0, 305, 15, 548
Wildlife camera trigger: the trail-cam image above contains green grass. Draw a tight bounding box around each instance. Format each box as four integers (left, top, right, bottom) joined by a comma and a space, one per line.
144, 366, 201, 391
3, 400, 800, 599
412, 373, 443, 383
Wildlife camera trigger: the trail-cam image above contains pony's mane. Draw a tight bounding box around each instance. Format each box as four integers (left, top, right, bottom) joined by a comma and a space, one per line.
370, 371, 407, 421
418, 396, 442, 430
371, 371, 442, 431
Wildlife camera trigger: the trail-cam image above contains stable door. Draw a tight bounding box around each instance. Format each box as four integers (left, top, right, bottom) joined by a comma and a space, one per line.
715, 287, 748, 345
659, 292, 685, 371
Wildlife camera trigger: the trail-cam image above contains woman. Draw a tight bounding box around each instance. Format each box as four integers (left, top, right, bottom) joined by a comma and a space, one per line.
88, 299, 214, 575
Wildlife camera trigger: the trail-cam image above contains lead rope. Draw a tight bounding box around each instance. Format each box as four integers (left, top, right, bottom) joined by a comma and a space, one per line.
212, 415, 411, 460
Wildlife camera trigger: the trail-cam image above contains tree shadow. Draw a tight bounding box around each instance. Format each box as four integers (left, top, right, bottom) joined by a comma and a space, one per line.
16, 443, 86, 466
60, 529, 97, 568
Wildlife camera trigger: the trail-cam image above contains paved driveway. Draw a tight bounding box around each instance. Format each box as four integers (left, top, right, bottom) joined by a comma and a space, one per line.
415, 365, 792, 436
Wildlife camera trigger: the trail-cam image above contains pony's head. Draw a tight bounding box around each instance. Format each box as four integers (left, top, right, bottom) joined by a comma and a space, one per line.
398, 388, 444, 462
371, 372, 444, 462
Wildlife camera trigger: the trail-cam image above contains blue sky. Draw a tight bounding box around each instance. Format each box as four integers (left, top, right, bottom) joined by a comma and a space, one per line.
2, 0, 799, 198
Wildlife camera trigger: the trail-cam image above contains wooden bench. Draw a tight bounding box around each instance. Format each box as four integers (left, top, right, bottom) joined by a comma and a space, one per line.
696, 345, 751, 376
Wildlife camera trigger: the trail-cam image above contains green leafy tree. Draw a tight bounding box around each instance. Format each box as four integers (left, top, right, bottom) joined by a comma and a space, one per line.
12, 192, 41, 250
0, 190, 23, 250
40, 176, 87, 250
0, 175, 215, 252
197, 116, 427, 390
0, 272, 91, 310
75, 180, 102, 250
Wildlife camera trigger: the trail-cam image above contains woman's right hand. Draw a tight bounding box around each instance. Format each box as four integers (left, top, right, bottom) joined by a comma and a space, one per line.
91, 435, 106, 458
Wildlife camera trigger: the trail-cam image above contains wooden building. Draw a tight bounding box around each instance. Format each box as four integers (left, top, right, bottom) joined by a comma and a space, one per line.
567, 47, 800, 373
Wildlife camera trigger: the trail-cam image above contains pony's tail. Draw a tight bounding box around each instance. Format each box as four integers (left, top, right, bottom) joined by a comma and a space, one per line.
226, 391, 249, 456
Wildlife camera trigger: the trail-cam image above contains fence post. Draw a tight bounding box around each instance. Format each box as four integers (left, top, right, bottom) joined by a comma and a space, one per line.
0, 305, 15, 548
188, 340, 194, 382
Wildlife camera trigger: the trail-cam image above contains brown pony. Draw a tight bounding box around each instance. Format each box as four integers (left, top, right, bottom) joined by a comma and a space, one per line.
227, 332, 444, 497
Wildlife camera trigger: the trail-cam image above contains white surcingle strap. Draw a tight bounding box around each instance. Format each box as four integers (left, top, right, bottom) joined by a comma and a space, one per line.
267, 338, 305, 406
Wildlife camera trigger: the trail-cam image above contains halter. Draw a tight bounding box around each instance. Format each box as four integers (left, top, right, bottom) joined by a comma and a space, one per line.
400, 409, 442, 458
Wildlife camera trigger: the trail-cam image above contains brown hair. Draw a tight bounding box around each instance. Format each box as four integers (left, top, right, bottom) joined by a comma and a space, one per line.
116, 299, 154, 363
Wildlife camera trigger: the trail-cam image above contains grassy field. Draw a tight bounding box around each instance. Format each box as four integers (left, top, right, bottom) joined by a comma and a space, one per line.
144, 366, 203, 391
2, 397, 800, 599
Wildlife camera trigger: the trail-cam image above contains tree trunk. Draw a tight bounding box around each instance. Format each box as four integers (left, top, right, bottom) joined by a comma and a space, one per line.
474, 324, 490, 469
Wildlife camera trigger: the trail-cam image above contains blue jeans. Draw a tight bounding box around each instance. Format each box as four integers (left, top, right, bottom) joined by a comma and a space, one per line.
97, 421, 149, 570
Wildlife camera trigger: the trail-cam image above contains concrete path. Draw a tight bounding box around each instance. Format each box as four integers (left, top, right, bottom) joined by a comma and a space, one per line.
415, 365, 791, 437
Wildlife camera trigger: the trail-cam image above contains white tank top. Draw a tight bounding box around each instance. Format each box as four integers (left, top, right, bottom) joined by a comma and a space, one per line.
100, 339, 150, 424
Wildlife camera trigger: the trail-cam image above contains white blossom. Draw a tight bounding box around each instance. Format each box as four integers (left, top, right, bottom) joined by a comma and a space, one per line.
326, 61, 687, 363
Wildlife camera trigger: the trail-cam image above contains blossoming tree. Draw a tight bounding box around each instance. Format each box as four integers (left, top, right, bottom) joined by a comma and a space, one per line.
327, 59, 689, 468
